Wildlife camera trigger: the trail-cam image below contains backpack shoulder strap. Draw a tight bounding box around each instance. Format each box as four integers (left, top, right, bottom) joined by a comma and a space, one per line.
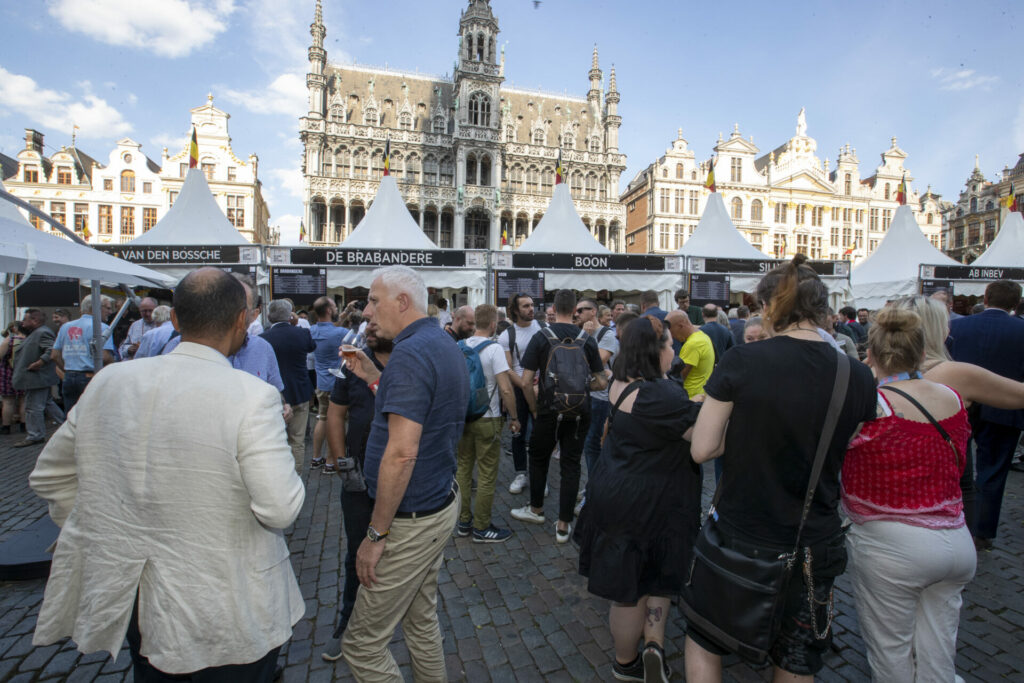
596, 326, 610, 342
476, 339, 496, 353
540, 326, 558, 345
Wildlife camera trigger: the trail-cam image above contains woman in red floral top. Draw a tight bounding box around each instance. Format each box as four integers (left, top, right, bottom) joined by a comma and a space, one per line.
842, 305, 974, 682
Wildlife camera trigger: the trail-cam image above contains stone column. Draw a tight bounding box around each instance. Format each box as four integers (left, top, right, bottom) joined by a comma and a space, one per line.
454, 208, 465, 249
344, 203, 350, 240
488, 210, 500, 251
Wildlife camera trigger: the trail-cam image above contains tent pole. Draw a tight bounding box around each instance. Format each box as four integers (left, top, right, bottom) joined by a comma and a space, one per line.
91, 281, 103, 372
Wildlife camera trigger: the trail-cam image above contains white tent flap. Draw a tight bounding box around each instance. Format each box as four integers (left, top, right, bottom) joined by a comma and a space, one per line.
972, 212, 1024, 267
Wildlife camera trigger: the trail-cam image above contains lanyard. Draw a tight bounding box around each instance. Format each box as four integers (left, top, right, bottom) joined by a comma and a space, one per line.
877, 371, 921, 386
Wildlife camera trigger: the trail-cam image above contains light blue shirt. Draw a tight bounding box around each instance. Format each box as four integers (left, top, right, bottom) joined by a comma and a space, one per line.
54, 316, 115, 371
135, 322, 176, 359
310, 321, 349, 392
162, 333, 284, 393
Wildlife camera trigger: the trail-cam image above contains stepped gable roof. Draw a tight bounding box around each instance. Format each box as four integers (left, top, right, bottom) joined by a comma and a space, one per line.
340, 174, 437, 249
517, 183, 610, 254
676, 192, 766, 259
129, 167, 247, 245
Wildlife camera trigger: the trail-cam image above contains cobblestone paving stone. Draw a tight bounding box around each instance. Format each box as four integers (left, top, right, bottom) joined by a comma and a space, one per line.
1, 422, 1022, 681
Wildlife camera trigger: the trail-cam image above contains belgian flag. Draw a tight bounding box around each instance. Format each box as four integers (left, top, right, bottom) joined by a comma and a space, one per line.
896, 173, 907, 205
299, 220, 307, 243
383, 136, 391, 176
555, 147, 564, 185
1003, 183, 1018, 212
188, 126, 199, 169
704, 157, 716, 193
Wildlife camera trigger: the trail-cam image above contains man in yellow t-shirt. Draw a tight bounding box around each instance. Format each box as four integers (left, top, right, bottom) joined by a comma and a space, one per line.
666, 310, 715, 398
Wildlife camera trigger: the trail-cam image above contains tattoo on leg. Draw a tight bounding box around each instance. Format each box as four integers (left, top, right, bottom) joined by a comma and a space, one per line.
646, 606, 663, 628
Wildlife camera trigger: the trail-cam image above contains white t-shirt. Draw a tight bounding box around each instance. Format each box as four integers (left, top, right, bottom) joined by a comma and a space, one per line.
591, 327, 620, 402
465, 335, 510, 418
437, 310, 453, 328
497, 320, 542, 377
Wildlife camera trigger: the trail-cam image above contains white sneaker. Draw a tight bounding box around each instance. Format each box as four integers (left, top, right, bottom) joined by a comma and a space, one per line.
555, 523, 571, 544
511, 505, 546, 524
508, 473, 528, 494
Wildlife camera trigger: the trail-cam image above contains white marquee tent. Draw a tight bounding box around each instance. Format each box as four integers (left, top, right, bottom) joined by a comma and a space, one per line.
955, 211, 1024, 295
677, 192, 766, 261
852, 204, 959, 308
130, 168, 249, 247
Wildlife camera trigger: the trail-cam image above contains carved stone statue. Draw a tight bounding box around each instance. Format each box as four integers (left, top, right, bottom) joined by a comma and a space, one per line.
368, 77, 375, 96
796, 107, 807, 137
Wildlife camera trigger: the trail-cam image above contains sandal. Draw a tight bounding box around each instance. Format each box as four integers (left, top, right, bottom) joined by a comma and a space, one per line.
310, 457, 326, 469
322, 464, 337, 474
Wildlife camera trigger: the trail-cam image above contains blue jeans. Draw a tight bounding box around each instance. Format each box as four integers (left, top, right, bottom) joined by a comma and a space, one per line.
61, 370, 92, 413
24, 387, 65, 441
582, 397, 610, 476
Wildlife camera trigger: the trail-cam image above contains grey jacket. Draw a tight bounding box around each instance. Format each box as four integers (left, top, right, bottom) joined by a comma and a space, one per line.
12, 326, 59, 390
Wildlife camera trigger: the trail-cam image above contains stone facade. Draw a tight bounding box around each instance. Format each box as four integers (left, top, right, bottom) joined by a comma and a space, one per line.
2, 97, 274, 245
622, 110, 945, 263
300, 0, 626, 251
941, 154, 1024, 263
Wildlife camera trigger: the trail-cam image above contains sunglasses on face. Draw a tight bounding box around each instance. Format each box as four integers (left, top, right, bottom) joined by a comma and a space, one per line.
575, 307, 594, 314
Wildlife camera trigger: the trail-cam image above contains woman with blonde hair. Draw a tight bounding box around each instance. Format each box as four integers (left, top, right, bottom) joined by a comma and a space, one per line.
842, 304, 976, 681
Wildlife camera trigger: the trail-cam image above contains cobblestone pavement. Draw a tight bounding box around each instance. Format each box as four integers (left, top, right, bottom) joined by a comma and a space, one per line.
2, 422, 1022, 682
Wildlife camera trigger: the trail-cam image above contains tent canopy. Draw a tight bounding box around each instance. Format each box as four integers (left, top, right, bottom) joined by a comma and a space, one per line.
0, 182, 174, 288
972, 212, 1024, 267
676, 192, 767, 260
130, 168, 248, 246
517, 183, 611, 254
851, 204, 958, 308
340, 175, 437, 250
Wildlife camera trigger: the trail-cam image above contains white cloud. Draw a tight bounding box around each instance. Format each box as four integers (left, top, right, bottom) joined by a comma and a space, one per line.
150, 131, 185, 153
47, 0, 235, 58
270, 165, 305, 200
930, 67, 998, 92
0, 66, 131, 139
220, 71, 307, 117
275, 213, 302, 245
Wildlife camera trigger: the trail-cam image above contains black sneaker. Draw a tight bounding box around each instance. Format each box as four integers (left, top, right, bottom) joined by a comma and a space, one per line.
472, 525, 512, 543
642, 642, 670, 683
455, 519, 473, 537
612, 654, 643, 682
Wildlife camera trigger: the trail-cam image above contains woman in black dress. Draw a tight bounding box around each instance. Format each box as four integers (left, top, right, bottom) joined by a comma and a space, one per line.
576, 315, 702, 682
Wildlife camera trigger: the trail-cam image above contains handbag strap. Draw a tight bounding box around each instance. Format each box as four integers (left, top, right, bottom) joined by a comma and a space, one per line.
880, 385, 960, 461
707, 353, 850, 553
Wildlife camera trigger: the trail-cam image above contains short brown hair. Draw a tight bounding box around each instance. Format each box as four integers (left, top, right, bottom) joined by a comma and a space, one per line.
985, 280, 1023, 311
474, 303, 497, 331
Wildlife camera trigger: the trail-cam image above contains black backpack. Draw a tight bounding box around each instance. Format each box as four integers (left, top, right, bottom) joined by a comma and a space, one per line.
538, 327, 592, 417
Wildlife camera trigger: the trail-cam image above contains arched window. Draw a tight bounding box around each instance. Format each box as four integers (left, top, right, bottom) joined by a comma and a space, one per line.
406, 154, 420, 184
432, 116, 446, 134
510, 165, 524, 193
585, 174, 597, 200
476, 33, 485, 61
468, 93, 490, 126
526, 166, 539, 194
751, 199, 763, 221
389, 151, 403, 180
844, 173, 852, 195
466, 153, 477, 185
532, 129, 545, 146
488, 37, 495, 63
676, 163, 684, 179
120, 170, 135, 193
321, 148, 333, 176
505, 125, 516, 142
562, 134, 574, 150
466, 33, 474, 60
398, 111, 413, 130
439, 156, 454, 186
571, 171, 583, 199
884, 183, 891, 200
424, 155, 438, 185
479, 154, 491, 187
371, 149, 385, 178
662, 168, 668, 178
589, 137, 601, 153
353, 148, 368, 178
541, 167, 553, 193
691, 170, 697, 180
926, 212, 933, 225
970, 197, 977, 212
731, 196, 743, 220
335, 146, 350, 177
600, 174, 609, 201
363, 106, 378, 126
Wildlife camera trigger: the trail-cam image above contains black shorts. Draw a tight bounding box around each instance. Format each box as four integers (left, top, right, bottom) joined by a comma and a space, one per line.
685, 532, 847, 676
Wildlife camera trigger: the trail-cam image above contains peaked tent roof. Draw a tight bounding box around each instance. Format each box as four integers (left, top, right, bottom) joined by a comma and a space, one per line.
340, 175, 437, 249
972, 211, 1024, 267
675, 192, 767, 259
130, 168, 248, 246
517, 183, 610, 254
0, 181, 174, 287
851, 204, 958, 307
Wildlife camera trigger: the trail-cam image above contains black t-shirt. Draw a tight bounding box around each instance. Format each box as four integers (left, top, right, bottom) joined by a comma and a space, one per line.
704, 336, 876, 547
329, 350, 384, 468
520, 322, 604, 414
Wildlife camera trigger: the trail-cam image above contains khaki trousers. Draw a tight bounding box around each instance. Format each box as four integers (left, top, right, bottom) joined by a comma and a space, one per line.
455, 417, 502, 530
342, 489, 458, 682
285, 401, 310, 471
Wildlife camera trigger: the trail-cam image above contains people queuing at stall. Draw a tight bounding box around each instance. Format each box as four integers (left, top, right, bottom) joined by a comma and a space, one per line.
14, 261, 1024, 682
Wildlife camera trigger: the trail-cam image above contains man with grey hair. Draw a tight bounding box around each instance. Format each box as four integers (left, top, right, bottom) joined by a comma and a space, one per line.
52, 294, 116, 412
262, 300, 316, 471
134, 306, 175, 359
340, 265, 468, 681
120, 297, 159, 360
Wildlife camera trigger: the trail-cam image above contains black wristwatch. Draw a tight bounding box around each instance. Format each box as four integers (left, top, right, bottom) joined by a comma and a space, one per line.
367, 525, 390, 542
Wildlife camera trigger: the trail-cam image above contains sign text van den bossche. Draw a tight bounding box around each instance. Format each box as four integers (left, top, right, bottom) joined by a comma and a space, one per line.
121, 248, 227, 263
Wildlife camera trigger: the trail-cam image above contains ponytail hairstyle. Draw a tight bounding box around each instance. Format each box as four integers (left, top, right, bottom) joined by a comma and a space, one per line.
868, 304, 925, 375
755, 253, 829, 333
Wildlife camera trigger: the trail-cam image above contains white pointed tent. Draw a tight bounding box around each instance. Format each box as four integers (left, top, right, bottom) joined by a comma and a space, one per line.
130, 168, 248, 246
517, 183, 610, 254
677, 192, 766, 260
852, 204, 959, 308
955, 212, 1024, 295
329, 175, 485, 300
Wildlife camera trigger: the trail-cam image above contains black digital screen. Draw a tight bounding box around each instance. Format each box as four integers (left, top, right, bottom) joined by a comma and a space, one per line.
13, 276, 81, 307
496, 270, 545, 306
689, 273, 730, 307
271, 267, 327, 305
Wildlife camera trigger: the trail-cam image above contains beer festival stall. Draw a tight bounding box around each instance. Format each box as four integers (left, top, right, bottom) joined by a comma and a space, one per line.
918, 210, 1024, 300
95, 167, 262, 296
677, 192, 851, 309
266, 175, 488, 308
496, 182, 681, 309
851, 203, 960, 309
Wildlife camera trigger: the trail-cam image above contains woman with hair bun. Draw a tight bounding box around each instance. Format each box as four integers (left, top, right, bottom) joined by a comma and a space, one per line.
842, 304, 975, 682
686, 254, 877, 682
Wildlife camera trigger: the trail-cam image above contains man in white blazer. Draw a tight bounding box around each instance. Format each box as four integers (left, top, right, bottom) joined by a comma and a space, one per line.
29, 268, 306, 681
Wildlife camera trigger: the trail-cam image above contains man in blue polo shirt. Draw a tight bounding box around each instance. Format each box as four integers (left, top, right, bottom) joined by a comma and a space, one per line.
52, 295, 116, 412
340, 265, 468, 682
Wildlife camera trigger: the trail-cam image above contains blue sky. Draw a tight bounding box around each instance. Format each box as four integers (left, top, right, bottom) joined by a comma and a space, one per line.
1, 0, 1020, 245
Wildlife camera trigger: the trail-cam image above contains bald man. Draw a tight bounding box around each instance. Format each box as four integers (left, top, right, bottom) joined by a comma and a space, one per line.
120, 297, 159, 360
445, 305, 475, 342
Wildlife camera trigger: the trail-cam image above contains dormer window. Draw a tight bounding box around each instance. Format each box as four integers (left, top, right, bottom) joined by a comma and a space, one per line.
57, 167, 72, 185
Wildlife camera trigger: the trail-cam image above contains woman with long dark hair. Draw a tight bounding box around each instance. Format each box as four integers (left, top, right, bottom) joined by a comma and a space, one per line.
576, 315, 702, 682
686, 254, 877, 682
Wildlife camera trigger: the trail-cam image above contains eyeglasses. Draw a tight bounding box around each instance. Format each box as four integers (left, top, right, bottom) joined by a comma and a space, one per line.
575, 306, 595, 314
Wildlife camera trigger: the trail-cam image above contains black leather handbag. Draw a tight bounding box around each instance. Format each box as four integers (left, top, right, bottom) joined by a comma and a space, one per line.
680, 353, 850, 664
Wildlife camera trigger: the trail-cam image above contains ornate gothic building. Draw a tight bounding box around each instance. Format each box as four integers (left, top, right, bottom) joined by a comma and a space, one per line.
300, 0, 626, 251
941, 154, 1024, 263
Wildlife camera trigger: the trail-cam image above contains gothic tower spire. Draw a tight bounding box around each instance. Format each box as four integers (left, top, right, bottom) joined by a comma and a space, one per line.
307, 0, 327, 118
604, 66, 621, 153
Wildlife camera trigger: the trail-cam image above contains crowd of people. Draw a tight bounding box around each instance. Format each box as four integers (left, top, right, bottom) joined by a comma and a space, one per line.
14, 260, 1024, 682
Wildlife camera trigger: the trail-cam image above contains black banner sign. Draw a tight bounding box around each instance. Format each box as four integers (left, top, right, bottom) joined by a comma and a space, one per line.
924, 265, 1024, 281
699, 258, 846, 276
13, 276, 81, 308
495, 270, 545, 306
289, 248, 466, 267
689, 273, 730, 307
511, 253, 666, 271
271, 267, 327, 305
95, 245, 241, 264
